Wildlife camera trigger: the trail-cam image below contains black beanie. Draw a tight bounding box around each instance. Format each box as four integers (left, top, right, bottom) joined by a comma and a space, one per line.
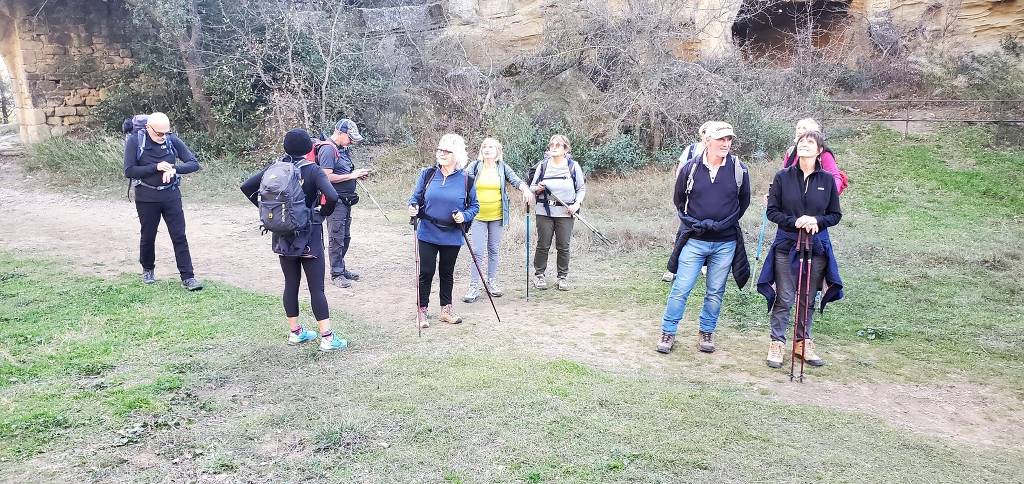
283, 129, 313, 157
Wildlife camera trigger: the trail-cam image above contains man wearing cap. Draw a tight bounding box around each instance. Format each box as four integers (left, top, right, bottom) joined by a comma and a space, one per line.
663, 121, 714, 282
318, 119, 370, 289
123, 112, 203, 291
657, 121, 751, 355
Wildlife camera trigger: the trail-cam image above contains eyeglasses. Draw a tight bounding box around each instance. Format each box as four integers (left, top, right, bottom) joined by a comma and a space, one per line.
148, 125, 171, 137
548, 143, 566, 149
436, 148, 453, 155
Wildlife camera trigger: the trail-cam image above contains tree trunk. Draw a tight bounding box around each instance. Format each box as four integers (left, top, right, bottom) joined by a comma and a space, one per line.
179, 0, 216, 133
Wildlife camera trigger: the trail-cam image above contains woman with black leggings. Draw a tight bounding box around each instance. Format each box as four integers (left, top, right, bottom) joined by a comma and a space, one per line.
241, 129, 347, 352
407, 133, 480, 328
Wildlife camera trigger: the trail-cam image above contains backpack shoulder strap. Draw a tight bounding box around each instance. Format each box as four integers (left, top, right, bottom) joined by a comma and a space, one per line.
732, 156, 746, 189
136, 130, 146, 161
567, 157, 579, 191
682, 160, 699, 215
417, 167, 437, 207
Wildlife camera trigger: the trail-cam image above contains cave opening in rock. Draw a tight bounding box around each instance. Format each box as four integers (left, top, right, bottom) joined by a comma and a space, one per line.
732, 0, 852, 63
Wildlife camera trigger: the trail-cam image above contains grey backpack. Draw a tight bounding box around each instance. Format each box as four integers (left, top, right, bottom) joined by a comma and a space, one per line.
259, 158, 314, 234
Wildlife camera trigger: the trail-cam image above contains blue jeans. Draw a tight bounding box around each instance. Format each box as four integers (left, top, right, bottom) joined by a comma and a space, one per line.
661, 239, 735, 335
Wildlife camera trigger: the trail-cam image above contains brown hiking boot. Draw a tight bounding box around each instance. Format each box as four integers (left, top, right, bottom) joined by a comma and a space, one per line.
766, 340, 784, 368
697, 331, 715, 353
415, 307, 429, 329
793, 339, 824, 366
439, 304, 463, 324
656, 332, 675, 354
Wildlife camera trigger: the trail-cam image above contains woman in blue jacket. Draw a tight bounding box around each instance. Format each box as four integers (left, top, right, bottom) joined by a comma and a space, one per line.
407, 134, 480, 328
758, 130, 844, 369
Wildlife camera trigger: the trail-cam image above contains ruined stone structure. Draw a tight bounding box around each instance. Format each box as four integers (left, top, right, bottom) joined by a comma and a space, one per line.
0, 0, 133, 143
1, 0, 1021, 144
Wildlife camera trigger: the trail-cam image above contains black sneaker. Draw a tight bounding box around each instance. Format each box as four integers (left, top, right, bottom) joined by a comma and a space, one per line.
698, 331, 715, 353
142, 270, 156, 285
341, 270, 360, 281
181, 278, 203, 291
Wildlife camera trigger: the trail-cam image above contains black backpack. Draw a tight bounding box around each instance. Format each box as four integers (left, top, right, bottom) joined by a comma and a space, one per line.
259, 158, 315, 235
123, 114, 179, 200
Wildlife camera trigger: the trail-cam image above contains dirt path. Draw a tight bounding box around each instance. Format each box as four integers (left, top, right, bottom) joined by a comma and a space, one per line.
2, 151, 1022, 450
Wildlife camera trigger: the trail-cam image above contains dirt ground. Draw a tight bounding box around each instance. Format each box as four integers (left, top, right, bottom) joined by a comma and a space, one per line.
2, 145, 1022, 451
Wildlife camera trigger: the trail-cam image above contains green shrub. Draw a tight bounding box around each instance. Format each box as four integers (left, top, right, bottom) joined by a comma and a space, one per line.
584, 134, 649, 175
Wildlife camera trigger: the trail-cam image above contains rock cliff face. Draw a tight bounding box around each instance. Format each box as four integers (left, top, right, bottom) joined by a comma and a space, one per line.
356, 0, 1023, 61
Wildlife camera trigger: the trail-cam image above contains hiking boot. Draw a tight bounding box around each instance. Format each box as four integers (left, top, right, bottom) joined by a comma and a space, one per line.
415, 307, 429, 328
793, 339, 824, 366
341, 270, 360, 281
661, 271, 675, 282
697, 331, 715, 353
331, 276, 352, 289
319, 334, 349, 352
556, 277, 571, 291
181, 278, 203, 291
656, 332, 676, 354
142, 269, 156, 285
533, 274, 548, 290
462, 285, 481, 303
486, 279, 503, 298
288, 327, 318, 346
766, 340, 785, 368
439, 304, 463, 324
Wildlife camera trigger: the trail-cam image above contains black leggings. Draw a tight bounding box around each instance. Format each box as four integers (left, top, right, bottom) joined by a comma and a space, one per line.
418, 240, 461, 308
280, 224, 330, 321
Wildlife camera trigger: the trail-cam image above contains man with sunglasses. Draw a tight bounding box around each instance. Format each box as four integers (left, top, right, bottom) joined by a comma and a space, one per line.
123, 112, 203, 291
318, 119, 369, 289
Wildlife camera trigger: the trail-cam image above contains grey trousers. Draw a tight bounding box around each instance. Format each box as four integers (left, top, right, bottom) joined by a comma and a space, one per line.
770, 249, 827, 342
534, 214, 574, 278
468, 219, 504, 286
327, 203, 352, 278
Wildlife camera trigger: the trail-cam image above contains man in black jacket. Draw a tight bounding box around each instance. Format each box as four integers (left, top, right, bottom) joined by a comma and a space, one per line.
123, 112, 203, 291
657, 122, 750, 354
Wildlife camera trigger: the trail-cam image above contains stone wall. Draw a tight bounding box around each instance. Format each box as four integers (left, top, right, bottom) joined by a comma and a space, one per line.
0, 0, 132, 143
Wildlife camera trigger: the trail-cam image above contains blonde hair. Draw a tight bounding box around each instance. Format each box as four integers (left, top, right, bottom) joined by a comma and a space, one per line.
548, 134, 571, 155
477, 137, 504, 163
795, 118, 821, 137
436, 133, 469, 169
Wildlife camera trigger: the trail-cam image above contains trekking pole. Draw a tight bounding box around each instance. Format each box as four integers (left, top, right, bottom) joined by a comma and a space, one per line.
454, 211, 501, 323
798, 232, 813, 382
411, 216, 421, 338
525, 202, 531, 302
543, 189, 614, 246
750, 210, 769, 288
357, 179, 391, 224
790, 230, 806, 382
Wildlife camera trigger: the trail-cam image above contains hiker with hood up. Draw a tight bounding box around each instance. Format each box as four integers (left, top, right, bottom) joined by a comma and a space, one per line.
758, 130, 844, 369
240, 129, 348, 352
122, 112, 203, 291
408, 133, 480, 328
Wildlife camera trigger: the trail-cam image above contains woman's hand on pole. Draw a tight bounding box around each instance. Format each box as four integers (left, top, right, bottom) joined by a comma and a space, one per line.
408, 205, 418, 217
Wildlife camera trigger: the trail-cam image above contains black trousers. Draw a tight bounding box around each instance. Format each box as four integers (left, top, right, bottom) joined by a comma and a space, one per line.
136, 197, 195, 280
418, 240, 461, 308
280, 224, 330, 321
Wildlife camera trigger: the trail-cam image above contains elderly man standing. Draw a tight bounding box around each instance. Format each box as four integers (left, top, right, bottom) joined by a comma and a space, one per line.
317, 119, 370, 288
657, 122, 751, 354
123, 112, 203, 291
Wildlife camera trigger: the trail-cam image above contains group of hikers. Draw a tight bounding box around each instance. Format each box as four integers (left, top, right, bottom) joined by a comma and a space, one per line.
123, 113, 846, 372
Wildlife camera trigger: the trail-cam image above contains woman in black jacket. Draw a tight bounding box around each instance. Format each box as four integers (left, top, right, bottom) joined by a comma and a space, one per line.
240, 129, 347, 352
758, 130, 843, 369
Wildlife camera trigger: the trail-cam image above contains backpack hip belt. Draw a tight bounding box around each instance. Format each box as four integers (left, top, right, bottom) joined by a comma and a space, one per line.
135, 176, 180, 191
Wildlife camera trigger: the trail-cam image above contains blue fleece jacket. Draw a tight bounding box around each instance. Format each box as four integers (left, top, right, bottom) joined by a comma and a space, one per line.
409, 166, 480, 246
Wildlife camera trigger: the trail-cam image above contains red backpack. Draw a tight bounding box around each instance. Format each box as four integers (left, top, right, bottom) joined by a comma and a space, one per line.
304, 139, 337, 205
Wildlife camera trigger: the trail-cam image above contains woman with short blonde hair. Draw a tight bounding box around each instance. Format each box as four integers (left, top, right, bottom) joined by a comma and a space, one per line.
407, 133, 480, 327
461, 137, 534, 302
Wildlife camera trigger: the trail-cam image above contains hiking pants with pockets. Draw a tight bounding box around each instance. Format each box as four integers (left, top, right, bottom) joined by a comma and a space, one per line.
534, 214, 574, 279
327, 202, 353, 278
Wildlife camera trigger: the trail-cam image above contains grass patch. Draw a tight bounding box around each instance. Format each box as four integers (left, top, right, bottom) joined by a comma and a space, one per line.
23, 135, 251, 203
0, 252, 283, 461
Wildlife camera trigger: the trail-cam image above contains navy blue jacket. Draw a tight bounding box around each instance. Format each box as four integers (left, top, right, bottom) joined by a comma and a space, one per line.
123, 133, 201, 202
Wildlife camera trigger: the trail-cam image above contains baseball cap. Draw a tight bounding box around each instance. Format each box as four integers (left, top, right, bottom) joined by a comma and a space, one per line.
706, 122, 735, 140
335, 119, 364, 142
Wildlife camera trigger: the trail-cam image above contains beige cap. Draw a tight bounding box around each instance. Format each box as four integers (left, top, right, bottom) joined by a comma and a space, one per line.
705, 122, 735, 140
